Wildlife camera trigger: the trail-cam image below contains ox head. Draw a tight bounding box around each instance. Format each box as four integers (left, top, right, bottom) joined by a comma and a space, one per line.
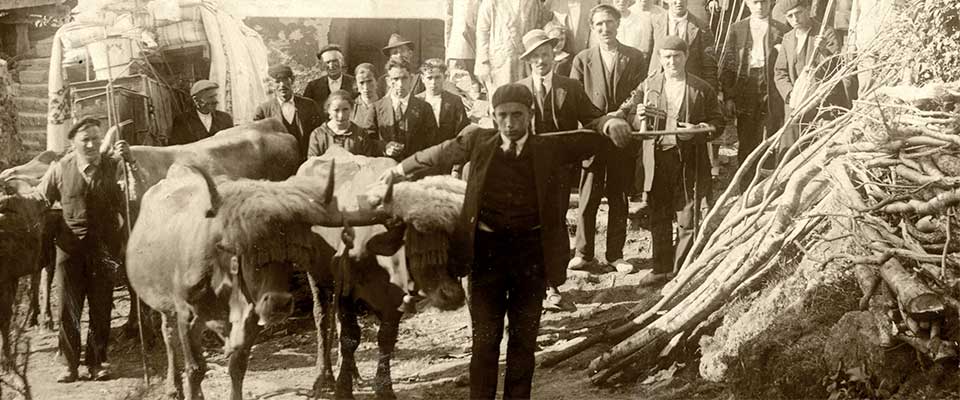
0, 178, 46, 282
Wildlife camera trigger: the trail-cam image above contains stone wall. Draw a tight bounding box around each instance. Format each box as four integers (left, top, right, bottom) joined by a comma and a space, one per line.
0, 60, 21, 170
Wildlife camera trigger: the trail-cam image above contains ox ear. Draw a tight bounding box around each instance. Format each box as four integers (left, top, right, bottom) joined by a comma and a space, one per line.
366, 224, 406, 256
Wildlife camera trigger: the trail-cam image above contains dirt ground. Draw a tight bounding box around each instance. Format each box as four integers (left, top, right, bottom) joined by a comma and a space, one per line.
7, 136, 741, 400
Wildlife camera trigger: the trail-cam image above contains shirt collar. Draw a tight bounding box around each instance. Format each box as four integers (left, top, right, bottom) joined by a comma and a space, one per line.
277, 95, 295, 106
197, 109, 212, 118
500, 132, 530, 153
531, 71, 554, 91
670, 12, 688, 24
328, 74, 343, 84
391, 92, 410, 106
76, 153, 100, 174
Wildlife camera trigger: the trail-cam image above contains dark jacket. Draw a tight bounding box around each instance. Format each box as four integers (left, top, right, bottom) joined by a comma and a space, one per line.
720, 18, 790, 126
399, 125, 614, 286
377, 72, 426, 99
302, 73, 358, 119
621, 72, 724, 203
167, 109, 234, 146
642, 13, 719, 90
362, 94, 439, 162
773, 22, 849, 112
351, 98, 377, 127
253, 95, 324, 159
517, 73, 613, 168
416, 90, 470, 143
307, 122, 371, 157
570, 42, 649, 113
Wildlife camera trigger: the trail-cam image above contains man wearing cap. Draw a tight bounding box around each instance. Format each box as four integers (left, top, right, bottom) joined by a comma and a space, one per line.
774, 0, 848, 154
475, 0, 549, 95
570, 4, 648, 274
518, 28, 626, 311
168, 80, 234, 146
378, 83, 632, 400
28, 117, 137, 383
643, 0, 718, 88
302, 44, 357, 121
618, 36, 723, 286
351, 63, 380, 125
254, 64, 324, 160
719, 0, 789, 189
377, 33, 425, 98
363, 59, 438, 164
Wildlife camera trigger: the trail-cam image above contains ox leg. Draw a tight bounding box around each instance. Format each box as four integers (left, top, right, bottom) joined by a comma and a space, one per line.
160, 313, 181, 398
373, 309, 401, 400
0, 279, 15, 371
177, 311, 207, 400
228, 316, 261, 400
38, 264, 54, 331
334, 300, 361, 400
27, 271, 39, 327
308, 272, 336, 395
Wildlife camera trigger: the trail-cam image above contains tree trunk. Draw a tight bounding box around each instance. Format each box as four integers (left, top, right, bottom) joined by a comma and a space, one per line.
878, 258, 944, 321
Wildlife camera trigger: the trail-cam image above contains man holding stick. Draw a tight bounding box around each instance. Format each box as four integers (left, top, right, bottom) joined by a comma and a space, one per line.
619, 36, 723, 286
378, 83, 632, 400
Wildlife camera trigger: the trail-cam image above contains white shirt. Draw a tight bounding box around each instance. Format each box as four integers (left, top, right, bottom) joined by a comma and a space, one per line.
796, 28, 810, 56
668, 13, 689, 41
500, 131, 529, 156
278, 96, 296, 123
618, 10, 646, 50
424, 93, 443, 125
391, 93, 411, 116
600, 46, 618, 72
197, 110, 213, 132
530, 71, 553, 95
661, 75, 686, 148
328, 75, 343, 93
748, 17, 769, 68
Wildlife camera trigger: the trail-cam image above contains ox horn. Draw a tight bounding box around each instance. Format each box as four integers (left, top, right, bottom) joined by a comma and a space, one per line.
383, 176, 394, 205
323, 159, 336, 205
186, 164, 221, 217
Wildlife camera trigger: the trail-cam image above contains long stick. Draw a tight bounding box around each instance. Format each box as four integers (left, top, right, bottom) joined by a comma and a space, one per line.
537, 127, 716, 138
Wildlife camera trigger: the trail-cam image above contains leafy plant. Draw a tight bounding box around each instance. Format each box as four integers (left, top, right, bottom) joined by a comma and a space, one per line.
822, 361, 891, 400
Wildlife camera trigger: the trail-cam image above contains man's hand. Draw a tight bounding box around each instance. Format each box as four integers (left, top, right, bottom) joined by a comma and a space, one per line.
677, 122, 710, 141
812, 35, 829, 53
377, 165, 406, 185
637, 103, 665, 120
724, 99, 737, 117
605, 118, 632, 148
385, 141, 405, 157
707, 0, 720, 13
114, 140, 133, 162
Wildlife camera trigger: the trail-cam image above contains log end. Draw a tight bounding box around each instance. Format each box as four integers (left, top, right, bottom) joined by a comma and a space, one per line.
907, 294, 946, 320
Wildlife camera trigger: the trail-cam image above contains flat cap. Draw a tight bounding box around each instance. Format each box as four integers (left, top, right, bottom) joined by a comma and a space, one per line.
190, 79, 219, 96
491, 83, 534, 109
317, 44, 342, 59
268, 64, 294, 80
659, 35, 688, 53
777, 0, 808, 12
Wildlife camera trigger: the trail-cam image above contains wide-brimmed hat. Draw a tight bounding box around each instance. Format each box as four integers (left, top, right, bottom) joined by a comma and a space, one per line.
520, 29, 560, 59
382, 33, 414, 56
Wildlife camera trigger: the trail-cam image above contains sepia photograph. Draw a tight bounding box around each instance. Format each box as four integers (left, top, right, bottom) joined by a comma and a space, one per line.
0, 0, 957, 398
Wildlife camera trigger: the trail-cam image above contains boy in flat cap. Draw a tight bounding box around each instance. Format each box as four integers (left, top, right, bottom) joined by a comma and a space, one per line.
380, 83, 632, 400
302, 44, 357, 122
167, 79, 234, 145
254, 64, 324, 160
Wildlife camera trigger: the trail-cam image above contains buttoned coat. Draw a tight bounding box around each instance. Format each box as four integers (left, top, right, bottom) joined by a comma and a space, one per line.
167, 109, 234, 146
362, 95, 439, 162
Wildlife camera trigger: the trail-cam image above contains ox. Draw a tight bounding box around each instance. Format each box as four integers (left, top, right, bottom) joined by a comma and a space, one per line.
127, 161, 384, 400
13, 119, 301, 334
298, 151, 466, 399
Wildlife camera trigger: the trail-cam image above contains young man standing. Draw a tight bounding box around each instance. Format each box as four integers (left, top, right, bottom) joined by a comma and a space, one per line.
363, 59, 438, 163
168, 80, 234, 145
570, 4, 648, 273
253, 64, 324, 161
32, 118, 137, 382
351, 63, 380, 125
380, 83, 631, 400
621, 36, 723, 286
719, 0, 789, 187
302, 45, 357, 121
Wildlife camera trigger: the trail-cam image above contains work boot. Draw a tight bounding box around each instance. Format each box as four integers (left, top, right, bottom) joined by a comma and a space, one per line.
543, 287, 577, 313
610, 259, 635, 273
628, 192, 649, 215
568, 256, 596, 271
88, 365, 111, 381
56, 368, 79, 383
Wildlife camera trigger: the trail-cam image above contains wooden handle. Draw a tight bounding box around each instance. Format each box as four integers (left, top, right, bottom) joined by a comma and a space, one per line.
536, 126, 715, 138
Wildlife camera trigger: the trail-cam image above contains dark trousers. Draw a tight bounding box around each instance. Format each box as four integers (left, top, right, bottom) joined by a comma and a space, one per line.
649, 148, 698, 274
735, 68, 772, 191
574, 145, 635, 261
470, 230, 546, 400
55, 239, 114, 370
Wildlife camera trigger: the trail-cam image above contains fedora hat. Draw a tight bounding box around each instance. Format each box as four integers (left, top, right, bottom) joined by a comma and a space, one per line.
520, 29, 560, 60
382, 33, 415, 56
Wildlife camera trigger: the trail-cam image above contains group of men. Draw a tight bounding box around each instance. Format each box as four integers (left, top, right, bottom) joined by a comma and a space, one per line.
31, 0, 874, 397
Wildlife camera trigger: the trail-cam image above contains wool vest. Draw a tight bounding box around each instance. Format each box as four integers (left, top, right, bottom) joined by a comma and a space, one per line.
478, 146, 539, 232
59, 153, 121, 240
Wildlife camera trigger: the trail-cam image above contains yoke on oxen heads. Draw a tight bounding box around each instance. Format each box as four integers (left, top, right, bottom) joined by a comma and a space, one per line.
298, 147, 467, 312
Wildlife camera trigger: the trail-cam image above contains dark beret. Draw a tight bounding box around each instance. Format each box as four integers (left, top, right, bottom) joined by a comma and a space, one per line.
317, 44, 342, 59
268, 64, 294, 80
492, 83, 534, 109
660, 35, 688, 53
190, 79, 219, 96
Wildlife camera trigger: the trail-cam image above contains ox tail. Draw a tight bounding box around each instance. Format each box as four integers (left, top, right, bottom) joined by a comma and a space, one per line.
184, 164, 222, 217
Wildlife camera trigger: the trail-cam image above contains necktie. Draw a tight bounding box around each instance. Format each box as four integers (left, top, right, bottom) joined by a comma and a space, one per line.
537, 77, 547, 112
506, 140, 518, 159
674, 20, 684, 40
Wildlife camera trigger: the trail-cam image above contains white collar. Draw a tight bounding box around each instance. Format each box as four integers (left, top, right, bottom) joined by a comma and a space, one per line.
669, 12, 689, 24
277, 95, 295, 105
424, 91, 444, 101
76, 153, 99, 174
391, 93, 411, 106
500, 132, 529, 154
328, 74, 343, 83
531, 71, 554, 91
